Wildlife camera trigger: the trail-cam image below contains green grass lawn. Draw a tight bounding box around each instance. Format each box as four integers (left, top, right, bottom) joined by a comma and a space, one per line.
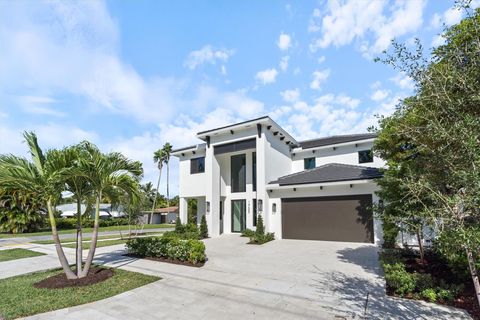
31, 232, 165, 245
0, 224, 173, 239
0, 267, 159, 320
63, 239, 127, 249
0, 249, 46, 262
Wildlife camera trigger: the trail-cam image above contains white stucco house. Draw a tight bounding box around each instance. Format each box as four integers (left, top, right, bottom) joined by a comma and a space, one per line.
172, 116, 385, 245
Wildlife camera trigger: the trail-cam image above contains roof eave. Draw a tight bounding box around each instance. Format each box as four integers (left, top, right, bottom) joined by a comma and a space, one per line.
292, 137, 376, 152
267, 178, 378, 190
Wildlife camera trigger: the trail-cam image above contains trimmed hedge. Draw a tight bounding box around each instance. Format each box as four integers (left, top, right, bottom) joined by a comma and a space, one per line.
54, 218, 130, 229
126, 235, 206, 265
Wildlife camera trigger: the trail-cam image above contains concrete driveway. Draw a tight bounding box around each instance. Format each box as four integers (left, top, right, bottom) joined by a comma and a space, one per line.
25, 235, 470, 320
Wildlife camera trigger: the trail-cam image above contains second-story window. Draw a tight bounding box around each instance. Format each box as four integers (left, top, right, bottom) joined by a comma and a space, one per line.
252, 152, 257, 192
190, 157, 205, 174
358, 150, 374, 163
231, 154, 246, 192
304, 157, 316, 170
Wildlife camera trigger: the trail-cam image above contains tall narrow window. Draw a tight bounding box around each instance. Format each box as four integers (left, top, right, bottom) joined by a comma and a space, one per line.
252, 152, 257, 192
304, 157, 316, 170
358, 150, 373, 163
231, 154, 246, 192
190, 157, 205, 174
253, 198, 257, 227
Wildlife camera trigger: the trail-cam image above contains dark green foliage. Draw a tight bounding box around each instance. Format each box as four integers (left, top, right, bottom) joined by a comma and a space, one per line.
175, 217, 183, 233
54, 218, 130, 230
255, 214, 264, 236
241, 228, 255, 237
381, 220, 400, 249
383, 263, 416, 295
199, 214, 208, 239
126, 235, 206, 264
0, 190, 45, 234
162, 230, 199, 240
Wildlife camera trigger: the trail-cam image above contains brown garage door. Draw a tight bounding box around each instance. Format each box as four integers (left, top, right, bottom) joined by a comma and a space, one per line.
281, 195, 374, 243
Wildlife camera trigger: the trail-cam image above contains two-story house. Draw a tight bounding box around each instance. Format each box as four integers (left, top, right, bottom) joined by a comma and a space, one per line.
172, 116, 384, 244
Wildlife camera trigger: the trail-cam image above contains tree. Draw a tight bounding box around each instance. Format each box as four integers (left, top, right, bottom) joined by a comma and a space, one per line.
0, 132, 76, 278
255, 214, 265, 237
199, 214, 208, 238
151, 148, 165, 223
374, 5, 480, 305
78, 144, 142, 277
162, 142, 173, 213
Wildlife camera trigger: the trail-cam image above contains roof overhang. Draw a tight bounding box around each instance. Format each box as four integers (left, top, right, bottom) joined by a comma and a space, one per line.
171, 144, 206, 157
196, 116, 298, 145
292, 138, 375, 153
267, 179, 376, 190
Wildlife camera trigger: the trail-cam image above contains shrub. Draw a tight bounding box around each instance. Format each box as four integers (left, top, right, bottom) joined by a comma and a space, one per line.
256, 215, 265, 236
421, 288, 437, 302
185, 222, 198, 233
437, 289, 454, 303
175, 217, 184, 233
249, 232, 275, 244
382, 220, 400, 249
383, 263, 416, 296
379, 249, 404, 265
415, 273, 434, 291
126, 235, 206, 265
241, 229, 255, 237
199, 215, 208, 239
163, 230, 199, 240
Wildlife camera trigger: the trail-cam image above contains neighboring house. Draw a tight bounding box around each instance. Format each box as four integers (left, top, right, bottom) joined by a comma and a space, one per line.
56, 203, 126, 219
143, 206, 179, 224
172, 116, 385, 245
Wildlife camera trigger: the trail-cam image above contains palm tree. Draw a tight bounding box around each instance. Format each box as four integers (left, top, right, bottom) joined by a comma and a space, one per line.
79, 145, 142, 277
151, 149, 165, 223
0, 132, 76, 278
162, 143, 173, 216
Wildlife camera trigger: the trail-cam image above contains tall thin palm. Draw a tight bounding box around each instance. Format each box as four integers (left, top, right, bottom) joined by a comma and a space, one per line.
151, 149, 165, 223
162, 143, 173, 215
79, 145, 142, 277
0, 132, 76, 278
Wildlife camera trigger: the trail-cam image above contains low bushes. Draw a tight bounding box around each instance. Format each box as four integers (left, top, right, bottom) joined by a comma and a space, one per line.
54, 218, 130, 229
241, 229, 255, 237
380, 249, 464, 304
166, 217, 208, 240
126, 235, 206, 265
247, 215, 274, 244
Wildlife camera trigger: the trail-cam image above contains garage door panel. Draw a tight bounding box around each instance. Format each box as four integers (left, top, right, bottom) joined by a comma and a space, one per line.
281, 195, 373, 243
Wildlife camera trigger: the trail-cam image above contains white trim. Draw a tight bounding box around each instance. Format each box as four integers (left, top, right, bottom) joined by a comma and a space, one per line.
292, 138, 375, 153
267, 179, 374, 190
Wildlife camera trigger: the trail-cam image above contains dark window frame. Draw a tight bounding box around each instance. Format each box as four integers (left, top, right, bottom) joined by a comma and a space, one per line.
190, 157, 205, 174
252, 152, 257, 192
253, 198, 257, 227
358, 150, 373, 164
231, 154, 246, 193
304, 157, 316, 170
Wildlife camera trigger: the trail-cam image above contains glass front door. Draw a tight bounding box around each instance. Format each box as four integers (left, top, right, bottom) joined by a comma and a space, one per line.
231, 200, 246, 233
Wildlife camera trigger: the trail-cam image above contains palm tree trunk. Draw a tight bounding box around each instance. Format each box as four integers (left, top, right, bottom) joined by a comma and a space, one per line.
466, 248, 480, 307
166, 161, 170, 218
75, 198, 83, 277
81, 191, 101, 278
150, 164, 162, 224
47, 199, 76, 279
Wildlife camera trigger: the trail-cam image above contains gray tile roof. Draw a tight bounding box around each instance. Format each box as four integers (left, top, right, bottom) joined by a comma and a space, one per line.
269, 163, 383, 186
299, 133, 377, 149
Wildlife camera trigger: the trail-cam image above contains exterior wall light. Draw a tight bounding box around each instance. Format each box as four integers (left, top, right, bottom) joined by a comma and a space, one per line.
206, 201, 210, 213
272, 203, 277, 214
258, 199, 263, 213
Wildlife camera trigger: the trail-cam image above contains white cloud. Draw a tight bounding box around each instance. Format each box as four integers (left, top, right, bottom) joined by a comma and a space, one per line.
370, 89, 389, 102
317, 56, 326, 64
277, 32, 292, 51
184, 45, 234, 70
431, 6, 462, 29
279, 56, 289, 72
280, 88, 300, 103
255, 68, 278, 84
309, 0, 426, 57
390, 72, 414, 90
310, 69, 330, 90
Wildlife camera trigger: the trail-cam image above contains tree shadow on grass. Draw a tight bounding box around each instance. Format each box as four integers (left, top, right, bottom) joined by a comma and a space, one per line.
311, 270, 471, 320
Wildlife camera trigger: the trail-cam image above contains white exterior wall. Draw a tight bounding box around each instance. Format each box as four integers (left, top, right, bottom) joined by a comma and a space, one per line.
178, 150, 207, 198
292, 141, 384, 173
267, 182, 383, 245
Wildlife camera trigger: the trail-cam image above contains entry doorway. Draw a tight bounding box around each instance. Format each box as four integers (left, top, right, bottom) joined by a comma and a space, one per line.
231, 199, 246, 233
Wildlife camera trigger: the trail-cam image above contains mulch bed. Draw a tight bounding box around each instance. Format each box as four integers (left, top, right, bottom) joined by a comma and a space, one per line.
34, 267, 114, 289
124, 254, 205, 268
386, 251, 480, 319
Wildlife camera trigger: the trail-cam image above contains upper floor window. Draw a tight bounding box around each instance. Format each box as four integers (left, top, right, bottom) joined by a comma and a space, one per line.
231, 154, 246, 192
252, 152, 257, 192
190, 157, 205, 174
358, 150, 373, 163
304, 157, 316, 170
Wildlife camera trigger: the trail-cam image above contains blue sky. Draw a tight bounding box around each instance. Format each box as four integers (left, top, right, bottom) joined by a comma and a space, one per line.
0, 0, 470, 195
